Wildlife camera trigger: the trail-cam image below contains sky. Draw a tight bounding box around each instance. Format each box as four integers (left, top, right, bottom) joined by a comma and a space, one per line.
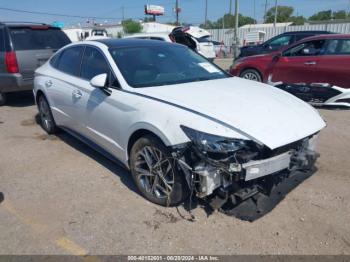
0, 0, 349, 26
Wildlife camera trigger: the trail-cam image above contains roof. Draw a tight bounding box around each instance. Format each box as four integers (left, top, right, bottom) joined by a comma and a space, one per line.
0, 22, 49, 27
240, 22, 293, 29
95, 38, 175, 48
300, 33, 350, 41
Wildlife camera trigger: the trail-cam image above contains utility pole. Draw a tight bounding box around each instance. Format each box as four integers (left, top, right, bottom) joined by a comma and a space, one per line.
204, 0, 208, 26
229, 0, 232, 15
175, 0, 179, 25
121, 6, 125, 21
234, 0, 239, 58
264, 0, 268, 23
274, 0, 278, 27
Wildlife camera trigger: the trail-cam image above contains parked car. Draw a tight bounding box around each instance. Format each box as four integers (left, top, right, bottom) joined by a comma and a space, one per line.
239, 31, 332, 58
34, 39, 325, 214
230, 34, 350, 107
124, 26, 216, 61
0, 22, 71, 105
211, 40, 230, 57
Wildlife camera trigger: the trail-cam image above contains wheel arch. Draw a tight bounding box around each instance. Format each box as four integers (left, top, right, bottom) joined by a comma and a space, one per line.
126, 126, 172, 160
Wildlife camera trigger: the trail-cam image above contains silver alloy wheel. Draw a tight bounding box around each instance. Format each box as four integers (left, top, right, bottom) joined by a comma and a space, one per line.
134, 146, 175, 199
39, 97, 52, 131
242, 72, 259, 81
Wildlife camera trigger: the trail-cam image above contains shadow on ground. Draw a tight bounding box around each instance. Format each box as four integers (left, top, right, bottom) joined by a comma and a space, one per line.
34, 114, 139, 197
5, 91, 35, 107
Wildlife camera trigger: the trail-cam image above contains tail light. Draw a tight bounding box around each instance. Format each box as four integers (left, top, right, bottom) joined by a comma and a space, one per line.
5, 51, 19, 74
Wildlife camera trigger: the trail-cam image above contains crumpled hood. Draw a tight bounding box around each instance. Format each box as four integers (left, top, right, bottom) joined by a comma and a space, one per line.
134, 77, 326, 149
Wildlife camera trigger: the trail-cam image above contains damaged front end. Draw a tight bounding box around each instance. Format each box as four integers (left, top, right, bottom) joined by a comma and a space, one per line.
172, 126, 320, 221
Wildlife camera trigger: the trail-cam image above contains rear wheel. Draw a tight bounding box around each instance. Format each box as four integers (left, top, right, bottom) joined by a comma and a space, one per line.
240, 69, 262, 82
0, 92, 7, 106
130, 135, 189, 206
38, 95, 59, 134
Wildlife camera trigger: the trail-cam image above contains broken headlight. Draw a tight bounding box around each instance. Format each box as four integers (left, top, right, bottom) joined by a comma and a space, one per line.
181, 126, 249, 156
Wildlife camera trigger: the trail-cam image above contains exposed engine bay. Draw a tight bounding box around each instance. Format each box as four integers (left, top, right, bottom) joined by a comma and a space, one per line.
171, 128, 320, 221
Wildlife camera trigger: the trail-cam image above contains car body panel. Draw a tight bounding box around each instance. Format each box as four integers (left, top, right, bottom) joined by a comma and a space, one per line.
34, 39, 325, 167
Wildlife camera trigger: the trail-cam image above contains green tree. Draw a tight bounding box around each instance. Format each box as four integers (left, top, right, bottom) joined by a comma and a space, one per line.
289, 15, 306, 25
201, 13, 256, 29
122, 19, 143, 34
334, 10, 347, 20
309, 10, 332, 21
265, 5, 294, 23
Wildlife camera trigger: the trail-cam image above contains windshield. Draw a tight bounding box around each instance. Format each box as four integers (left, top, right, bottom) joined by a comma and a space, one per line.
109, 45, 228, 88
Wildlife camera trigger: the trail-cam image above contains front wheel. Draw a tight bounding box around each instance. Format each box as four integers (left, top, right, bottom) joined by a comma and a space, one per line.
240, 69, 262, 82
130, 135, 189, 206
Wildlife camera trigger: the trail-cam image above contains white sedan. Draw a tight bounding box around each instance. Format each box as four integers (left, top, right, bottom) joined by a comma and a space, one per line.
34, 39, 325, 210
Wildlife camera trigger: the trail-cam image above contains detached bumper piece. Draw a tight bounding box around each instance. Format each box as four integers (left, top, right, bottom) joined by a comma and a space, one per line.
209, 168, 316, 222
273, 83, 350, 108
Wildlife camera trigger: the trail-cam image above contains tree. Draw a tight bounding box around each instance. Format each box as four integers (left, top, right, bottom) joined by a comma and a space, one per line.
265, 5, 294, 23
122, 19, 143, 34
200, 13, 256, 29
334, 10, 347, 20
309, 10, 332, 21
289, 15, 306, 25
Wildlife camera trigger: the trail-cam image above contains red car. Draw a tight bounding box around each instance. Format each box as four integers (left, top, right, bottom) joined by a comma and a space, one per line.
230, 34, 350, 89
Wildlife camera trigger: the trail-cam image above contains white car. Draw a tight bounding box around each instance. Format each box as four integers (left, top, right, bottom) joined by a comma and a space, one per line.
34, 39, 325, 211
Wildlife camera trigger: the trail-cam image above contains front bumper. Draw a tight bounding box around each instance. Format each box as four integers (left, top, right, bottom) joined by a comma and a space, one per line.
174, 137, 319, 221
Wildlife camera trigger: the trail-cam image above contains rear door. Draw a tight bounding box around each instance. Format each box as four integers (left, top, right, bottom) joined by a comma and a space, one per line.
46, 46, 84, 129
316, 39, 350, 88
9, 26, 71, 80
270, 39, 326, 85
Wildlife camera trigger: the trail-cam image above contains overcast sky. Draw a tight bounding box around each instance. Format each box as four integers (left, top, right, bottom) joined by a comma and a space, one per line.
0, 0, 349, 26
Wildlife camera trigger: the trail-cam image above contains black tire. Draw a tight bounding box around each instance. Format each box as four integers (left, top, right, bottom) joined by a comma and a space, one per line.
240, 69, 262, 82
37, 94, 59, 134
130, 135, 189, 207
0, 92, 7, 106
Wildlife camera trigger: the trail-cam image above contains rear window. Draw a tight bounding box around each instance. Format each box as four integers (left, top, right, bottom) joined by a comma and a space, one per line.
56, 46, 84, 77
9, 27, 71, 51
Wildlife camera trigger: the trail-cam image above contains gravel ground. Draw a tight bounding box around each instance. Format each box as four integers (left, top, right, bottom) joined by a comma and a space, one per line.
0, 60, 349, 255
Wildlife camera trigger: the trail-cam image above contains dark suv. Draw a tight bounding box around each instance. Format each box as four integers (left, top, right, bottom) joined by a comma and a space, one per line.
239, 30, 333, 58
0, 22, 71, 105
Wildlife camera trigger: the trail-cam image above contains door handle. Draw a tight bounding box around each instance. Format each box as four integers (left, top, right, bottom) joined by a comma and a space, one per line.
45, 80, 53, 87
304, 61, 317, 65
72, 90, 83, 99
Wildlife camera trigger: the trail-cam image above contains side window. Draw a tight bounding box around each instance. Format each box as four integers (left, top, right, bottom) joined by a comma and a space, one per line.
81, 47, 110, 80
268, 35, 293, 48
57, 46, 84, 76
50, 52, 61, 68
0, 27, 4, 51
325, 40, 340, 55
283, 40, 326, 57
337, 39, 350, 55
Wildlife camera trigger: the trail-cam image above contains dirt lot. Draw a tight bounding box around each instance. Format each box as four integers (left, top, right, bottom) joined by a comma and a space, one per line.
0, 60, 350, 255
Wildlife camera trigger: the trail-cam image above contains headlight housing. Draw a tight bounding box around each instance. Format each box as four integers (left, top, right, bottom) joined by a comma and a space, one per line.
181, 126, 248, 155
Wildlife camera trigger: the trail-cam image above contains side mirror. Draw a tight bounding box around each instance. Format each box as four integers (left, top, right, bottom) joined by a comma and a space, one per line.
90, 73, 107, 88
272, 52, 282, 61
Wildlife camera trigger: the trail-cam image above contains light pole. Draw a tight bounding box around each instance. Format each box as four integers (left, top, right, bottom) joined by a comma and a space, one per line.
205, 0, 208, 27
274, 0, 278, 27
234, 0, 239, 58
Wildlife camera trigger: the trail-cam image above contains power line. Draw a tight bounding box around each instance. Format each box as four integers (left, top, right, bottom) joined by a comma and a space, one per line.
0, 6, 123, 20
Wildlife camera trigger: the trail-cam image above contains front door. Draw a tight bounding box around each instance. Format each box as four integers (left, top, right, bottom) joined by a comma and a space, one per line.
269, 39, 326, 85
